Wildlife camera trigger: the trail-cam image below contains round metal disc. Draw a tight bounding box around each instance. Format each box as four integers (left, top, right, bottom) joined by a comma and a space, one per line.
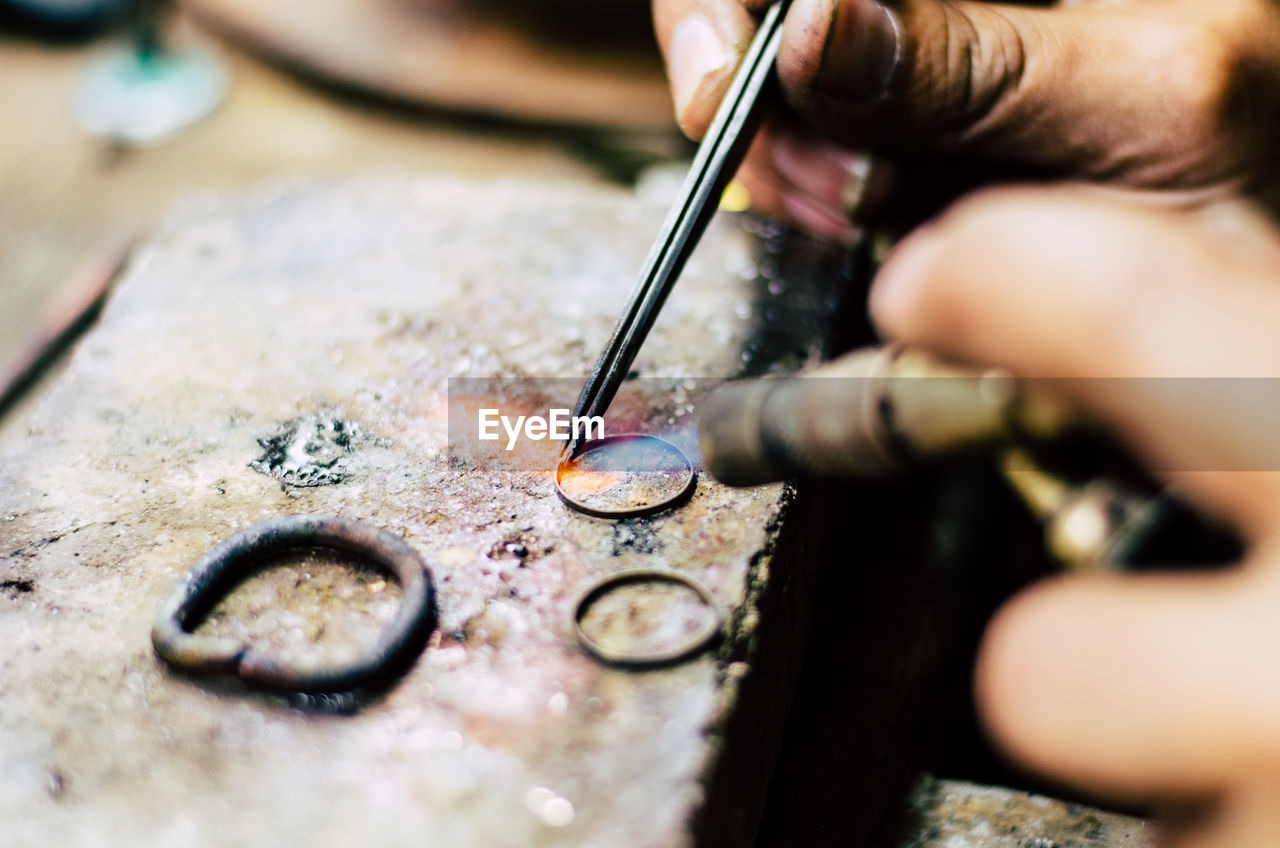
555, 434, 695, 518
574, 569, 721, 668
74, 46, 228, 145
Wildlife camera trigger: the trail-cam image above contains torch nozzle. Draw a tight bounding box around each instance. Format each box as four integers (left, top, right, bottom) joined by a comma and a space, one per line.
699, 346, 1068, 486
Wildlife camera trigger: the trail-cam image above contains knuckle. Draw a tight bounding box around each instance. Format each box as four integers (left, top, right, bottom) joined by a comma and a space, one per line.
932, 5, 1032, 128
973, 579, 1069, 763
1176, 30, 1236, 117
935, 185, 1045, 241
1145, 25, 1239, 146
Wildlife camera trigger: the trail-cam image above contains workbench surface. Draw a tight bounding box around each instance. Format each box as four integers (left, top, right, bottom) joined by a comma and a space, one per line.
0, 176, 851, 847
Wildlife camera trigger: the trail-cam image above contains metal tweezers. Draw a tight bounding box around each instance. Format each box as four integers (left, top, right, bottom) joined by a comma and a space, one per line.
566, 0, 793, 454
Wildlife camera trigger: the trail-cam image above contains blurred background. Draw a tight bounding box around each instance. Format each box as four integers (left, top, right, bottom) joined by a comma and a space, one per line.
0, 0, 690, 451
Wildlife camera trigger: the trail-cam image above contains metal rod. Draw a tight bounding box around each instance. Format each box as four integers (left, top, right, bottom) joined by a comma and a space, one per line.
131, 0, 165, 62
0, 241, 133, 421
566, 0, 792, 454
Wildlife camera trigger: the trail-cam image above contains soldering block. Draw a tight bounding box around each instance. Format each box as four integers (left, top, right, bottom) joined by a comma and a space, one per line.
0, 177, 857, 847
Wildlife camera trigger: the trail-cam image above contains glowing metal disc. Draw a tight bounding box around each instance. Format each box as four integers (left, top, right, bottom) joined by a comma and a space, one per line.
555, 434, 695, 518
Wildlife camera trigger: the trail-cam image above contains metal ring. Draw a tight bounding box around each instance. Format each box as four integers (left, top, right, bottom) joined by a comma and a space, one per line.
574, 569, 722, 668
555, 434, 696, 519
152, 515, 437, 695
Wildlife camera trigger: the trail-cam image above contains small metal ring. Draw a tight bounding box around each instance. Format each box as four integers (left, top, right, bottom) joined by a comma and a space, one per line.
152, 515, 437, 695
555, 434, 696, 519
574, 568, 722, 668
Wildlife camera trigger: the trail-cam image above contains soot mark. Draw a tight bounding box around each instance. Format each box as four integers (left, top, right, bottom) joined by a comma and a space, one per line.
1, 578, 36, 598
251, 413, 367, 487
486, 531, 554, 564
611, 520, 660, 556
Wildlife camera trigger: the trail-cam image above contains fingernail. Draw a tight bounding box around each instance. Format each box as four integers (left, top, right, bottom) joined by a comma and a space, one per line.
815, 0, 903, 102
869, 228, 946, 332
668, 16, 731, 126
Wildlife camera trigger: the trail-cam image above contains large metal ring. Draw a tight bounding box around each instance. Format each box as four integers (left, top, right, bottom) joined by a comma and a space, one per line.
152, 515, 437, 695
555, 434, 696, 519
574, 568, 722, 668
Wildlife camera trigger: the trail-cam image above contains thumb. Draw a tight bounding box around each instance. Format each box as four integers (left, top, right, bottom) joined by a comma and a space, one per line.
778, 0, 1244, 189
868, 185, 1280, 537
976, 563, 1280, 802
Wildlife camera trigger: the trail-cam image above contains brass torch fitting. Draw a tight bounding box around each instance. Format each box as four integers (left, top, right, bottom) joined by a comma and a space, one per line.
699, 345, 1069, 486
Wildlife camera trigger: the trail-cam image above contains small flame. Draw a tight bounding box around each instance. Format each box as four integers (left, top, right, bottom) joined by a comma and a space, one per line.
556, 465, 626, 497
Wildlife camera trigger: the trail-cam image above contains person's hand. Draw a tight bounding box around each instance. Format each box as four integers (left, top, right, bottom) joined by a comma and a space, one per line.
653, 0, 1280, 239
871, 184, 1280, 847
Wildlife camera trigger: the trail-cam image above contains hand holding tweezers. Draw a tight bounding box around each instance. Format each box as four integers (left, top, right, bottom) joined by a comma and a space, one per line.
566, 0, 794, 453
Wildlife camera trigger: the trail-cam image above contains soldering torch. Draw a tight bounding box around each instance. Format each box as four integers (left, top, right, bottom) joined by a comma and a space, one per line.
700, 345, 1070, 485
699, 345, 1240, 568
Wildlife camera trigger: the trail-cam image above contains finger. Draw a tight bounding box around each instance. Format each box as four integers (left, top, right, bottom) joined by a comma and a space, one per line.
976, 563, 1280, 801
869, 185, 1280, 534
774, 0, 1252, 189
1160, 777, 1280, 848
735, 162, 862, 245
766, 127, 1040, 229
870, 188, 1280, 377
653, 0, 759, 138
733, 123, 865, 243
767, 125, 887, 230
738, 121, 978, 234
735, 162, 863, 245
